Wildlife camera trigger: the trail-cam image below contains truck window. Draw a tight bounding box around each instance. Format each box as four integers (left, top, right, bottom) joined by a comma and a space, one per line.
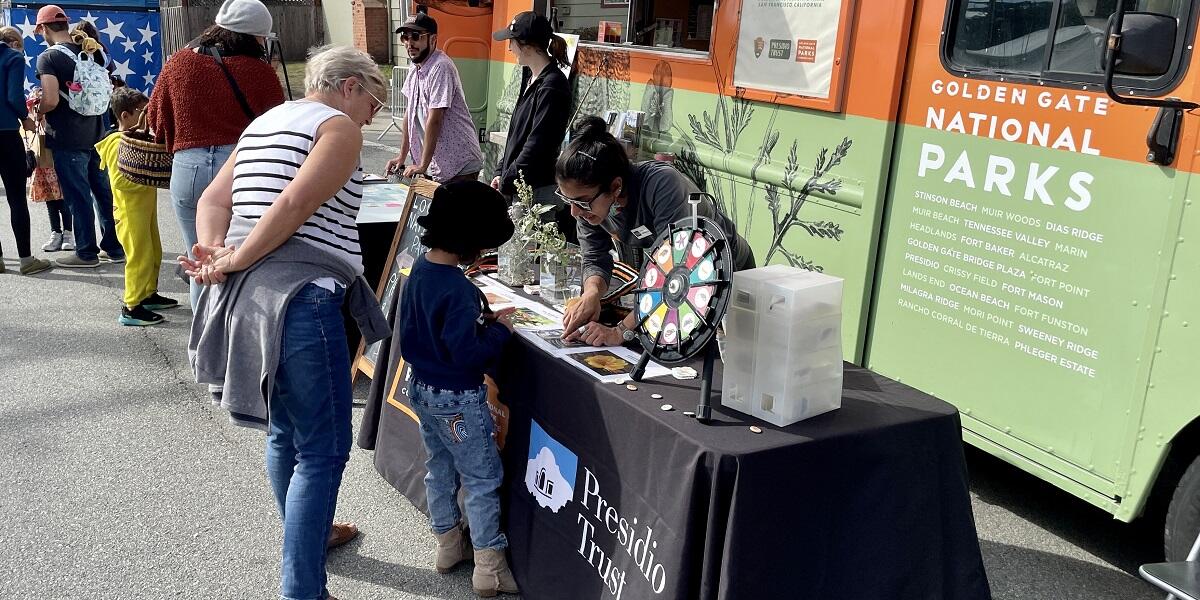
946, 0, 1192, 85
550, 0, 714, 54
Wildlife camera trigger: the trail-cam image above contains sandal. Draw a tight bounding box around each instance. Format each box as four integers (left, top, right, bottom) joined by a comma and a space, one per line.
327, 521, 359, 549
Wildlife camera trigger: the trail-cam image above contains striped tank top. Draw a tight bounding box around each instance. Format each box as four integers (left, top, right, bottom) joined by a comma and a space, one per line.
227, 100, 364, 274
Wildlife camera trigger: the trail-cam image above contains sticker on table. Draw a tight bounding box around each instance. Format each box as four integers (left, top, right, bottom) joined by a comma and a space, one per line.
687, 233, 710, 268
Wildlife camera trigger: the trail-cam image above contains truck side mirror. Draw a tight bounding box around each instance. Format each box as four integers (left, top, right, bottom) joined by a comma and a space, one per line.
1103, 9, 1196, 167
1107, 12, 1177, 77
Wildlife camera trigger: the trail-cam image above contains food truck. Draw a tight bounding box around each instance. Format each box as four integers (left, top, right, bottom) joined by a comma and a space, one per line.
417, 0, 1200, 559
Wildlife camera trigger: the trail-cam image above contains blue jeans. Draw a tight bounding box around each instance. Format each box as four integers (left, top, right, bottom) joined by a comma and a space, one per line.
265, 283, 352, 600
171, 145, 234, 308
410, 380, 507, 550
53, 149, 123, 262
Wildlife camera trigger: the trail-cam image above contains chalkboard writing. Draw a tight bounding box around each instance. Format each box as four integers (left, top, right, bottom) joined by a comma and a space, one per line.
397, 192, 432, 262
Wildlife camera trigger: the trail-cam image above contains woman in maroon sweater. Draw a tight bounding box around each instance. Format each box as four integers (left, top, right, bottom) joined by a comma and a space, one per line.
147, 0, 284, 309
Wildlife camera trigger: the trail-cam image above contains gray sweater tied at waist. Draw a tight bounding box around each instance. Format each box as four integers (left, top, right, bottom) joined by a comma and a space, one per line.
188, 238, 390, 431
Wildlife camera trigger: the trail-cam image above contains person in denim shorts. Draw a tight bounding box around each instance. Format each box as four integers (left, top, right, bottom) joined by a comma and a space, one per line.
398, 180, 520, 597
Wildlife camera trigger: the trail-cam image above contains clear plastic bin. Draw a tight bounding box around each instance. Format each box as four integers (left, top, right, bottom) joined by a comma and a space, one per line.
721, 266, 845, 427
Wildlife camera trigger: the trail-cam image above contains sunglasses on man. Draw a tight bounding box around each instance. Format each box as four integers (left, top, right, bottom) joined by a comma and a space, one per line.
399, 31, 429, 42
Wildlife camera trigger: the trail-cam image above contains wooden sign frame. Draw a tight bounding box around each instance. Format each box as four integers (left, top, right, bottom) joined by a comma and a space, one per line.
353, 180, 429, 381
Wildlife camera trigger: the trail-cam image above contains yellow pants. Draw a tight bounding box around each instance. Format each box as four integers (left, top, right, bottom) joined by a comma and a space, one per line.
112, 191, 162, 308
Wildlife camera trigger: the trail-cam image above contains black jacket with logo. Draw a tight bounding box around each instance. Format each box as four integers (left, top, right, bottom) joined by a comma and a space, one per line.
496, 64, 571, 195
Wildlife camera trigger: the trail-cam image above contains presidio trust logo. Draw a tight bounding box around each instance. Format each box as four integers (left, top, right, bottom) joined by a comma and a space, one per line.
525, 420, 671, 599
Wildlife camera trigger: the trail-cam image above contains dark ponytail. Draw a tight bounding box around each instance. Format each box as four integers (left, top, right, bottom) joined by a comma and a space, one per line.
555, 115, 631, 190
547, 34, 571, 69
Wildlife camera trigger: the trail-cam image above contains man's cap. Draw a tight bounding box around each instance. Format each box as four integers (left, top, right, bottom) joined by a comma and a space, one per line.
418, 180, 514, 251
215, 0, 276, 39
35, 5, 69, 25
396, 13, 438, 35
493, 11, 552, 44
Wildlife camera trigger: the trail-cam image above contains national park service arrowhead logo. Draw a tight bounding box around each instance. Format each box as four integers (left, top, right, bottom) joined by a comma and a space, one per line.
753, 36, 765, 58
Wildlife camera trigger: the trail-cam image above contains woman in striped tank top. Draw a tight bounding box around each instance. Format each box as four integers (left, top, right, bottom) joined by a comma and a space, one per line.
182, 45, 387, 600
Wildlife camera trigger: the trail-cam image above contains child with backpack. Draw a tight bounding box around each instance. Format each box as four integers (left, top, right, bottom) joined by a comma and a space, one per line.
94, 87, 178, 325
399, 180, 521, 597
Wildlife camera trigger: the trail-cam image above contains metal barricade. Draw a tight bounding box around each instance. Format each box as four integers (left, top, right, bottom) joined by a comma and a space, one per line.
378, 64, 409, 141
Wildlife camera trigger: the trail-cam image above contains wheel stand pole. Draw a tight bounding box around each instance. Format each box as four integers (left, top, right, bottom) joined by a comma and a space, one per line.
695, 344, 716, 424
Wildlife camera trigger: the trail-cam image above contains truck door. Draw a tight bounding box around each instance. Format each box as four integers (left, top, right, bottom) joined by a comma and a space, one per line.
867, 0, 1198, 500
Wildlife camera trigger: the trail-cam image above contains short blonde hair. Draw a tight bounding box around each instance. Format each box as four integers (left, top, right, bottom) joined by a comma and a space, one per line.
304, 44, 388, 103
0, 26, 22, 48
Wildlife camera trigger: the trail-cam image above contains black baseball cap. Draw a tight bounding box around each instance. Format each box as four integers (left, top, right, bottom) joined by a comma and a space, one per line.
396, 12, 438, 34
493, 11, 552, 44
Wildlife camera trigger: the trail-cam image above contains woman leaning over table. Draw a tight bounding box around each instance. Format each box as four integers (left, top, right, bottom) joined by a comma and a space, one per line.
148, 0, 285, 309
558, 116, 756, 346
183, 45, 389, 600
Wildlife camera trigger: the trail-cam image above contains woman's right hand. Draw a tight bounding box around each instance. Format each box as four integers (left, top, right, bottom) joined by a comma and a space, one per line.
490, 176, 501, 190
562, 291, 602, 340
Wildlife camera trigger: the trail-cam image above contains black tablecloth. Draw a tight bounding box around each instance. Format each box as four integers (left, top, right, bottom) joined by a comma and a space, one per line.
357, 283, 992, 600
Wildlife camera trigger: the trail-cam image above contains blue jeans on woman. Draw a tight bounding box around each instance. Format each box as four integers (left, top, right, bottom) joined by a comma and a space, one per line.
265, 283, 352, 600
410, 380, 508, 550
171, 145, 234, 309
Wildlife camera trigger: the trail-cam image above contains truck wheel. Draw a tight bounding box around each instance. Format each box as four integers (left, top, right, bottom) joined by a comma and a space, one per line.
1165, 453, 1200, 561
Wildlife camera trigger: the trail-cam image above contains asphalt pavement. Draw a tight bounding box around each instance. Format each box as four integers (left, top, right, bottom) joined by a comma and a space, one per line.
0, 113, 1166, 599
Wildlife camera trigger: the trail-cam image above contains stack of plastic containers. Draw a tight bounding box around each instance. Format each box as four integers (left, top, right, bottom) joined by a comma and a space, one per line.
721, 265, 844, 427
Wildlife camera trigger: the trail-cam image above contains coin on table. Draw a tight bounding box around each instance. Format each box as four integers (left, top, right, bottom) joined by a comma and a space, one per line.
749, 426, 763, 434
651, 393, 663, 400
625, 384, 639, 391
660, 404, 673, 411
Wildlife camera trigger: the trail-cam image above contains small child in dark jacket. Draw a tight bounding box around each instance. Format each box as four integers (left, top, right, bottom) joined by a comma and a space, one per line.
399, 180, 520, 597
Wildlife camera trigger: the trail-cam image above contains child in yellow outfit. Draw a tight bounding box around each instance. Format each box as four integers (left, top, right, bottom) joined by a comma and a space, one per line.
96, 88, 179, 326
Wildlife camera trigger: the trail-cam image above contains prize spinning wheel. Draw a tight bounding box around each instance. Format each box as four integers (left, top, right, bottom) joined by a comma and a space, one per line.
628, 195, 733, 423
632, 216, 732, 364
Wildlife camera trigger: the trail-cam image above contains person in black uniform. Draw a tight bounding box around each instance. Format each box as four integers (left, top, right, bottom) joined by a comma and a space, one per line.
491, 11, 574, 237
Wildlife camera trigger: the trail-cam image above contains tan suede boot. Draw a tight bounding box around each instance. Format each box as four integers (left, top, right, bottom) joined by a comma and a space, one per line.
472, 548, 519, 597
434, 522, 473, 573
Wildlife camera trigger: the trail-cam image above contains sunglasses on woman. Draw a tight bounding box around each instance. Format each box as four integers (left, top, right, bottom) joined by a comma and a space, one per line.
555, 187, 606, 211
356, 83, 385, 117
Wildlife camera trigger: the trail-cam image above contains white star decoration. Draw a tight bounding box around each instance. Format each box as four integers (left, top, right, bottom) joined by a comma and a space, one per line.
145, 73, 156, 86
142, 49, 154, 64
112, 58, 135, 81
121, 38, 137, 53
23, 54, 31, 68
17, 16, 37, 41
101, 18, 125, 43
80, 12, 100, 28
137, 23, 157, 46
23, 78, 33, 93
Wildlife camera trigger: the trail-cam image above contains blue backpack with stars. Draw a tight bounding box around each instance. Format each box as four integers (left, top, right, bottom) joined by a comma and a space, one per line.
50, 43, 113, 117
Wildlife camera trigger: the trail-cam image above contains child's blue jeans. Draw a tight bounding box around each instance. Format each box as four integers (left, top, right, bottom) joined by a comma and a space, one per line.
410, 379, 508, 550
